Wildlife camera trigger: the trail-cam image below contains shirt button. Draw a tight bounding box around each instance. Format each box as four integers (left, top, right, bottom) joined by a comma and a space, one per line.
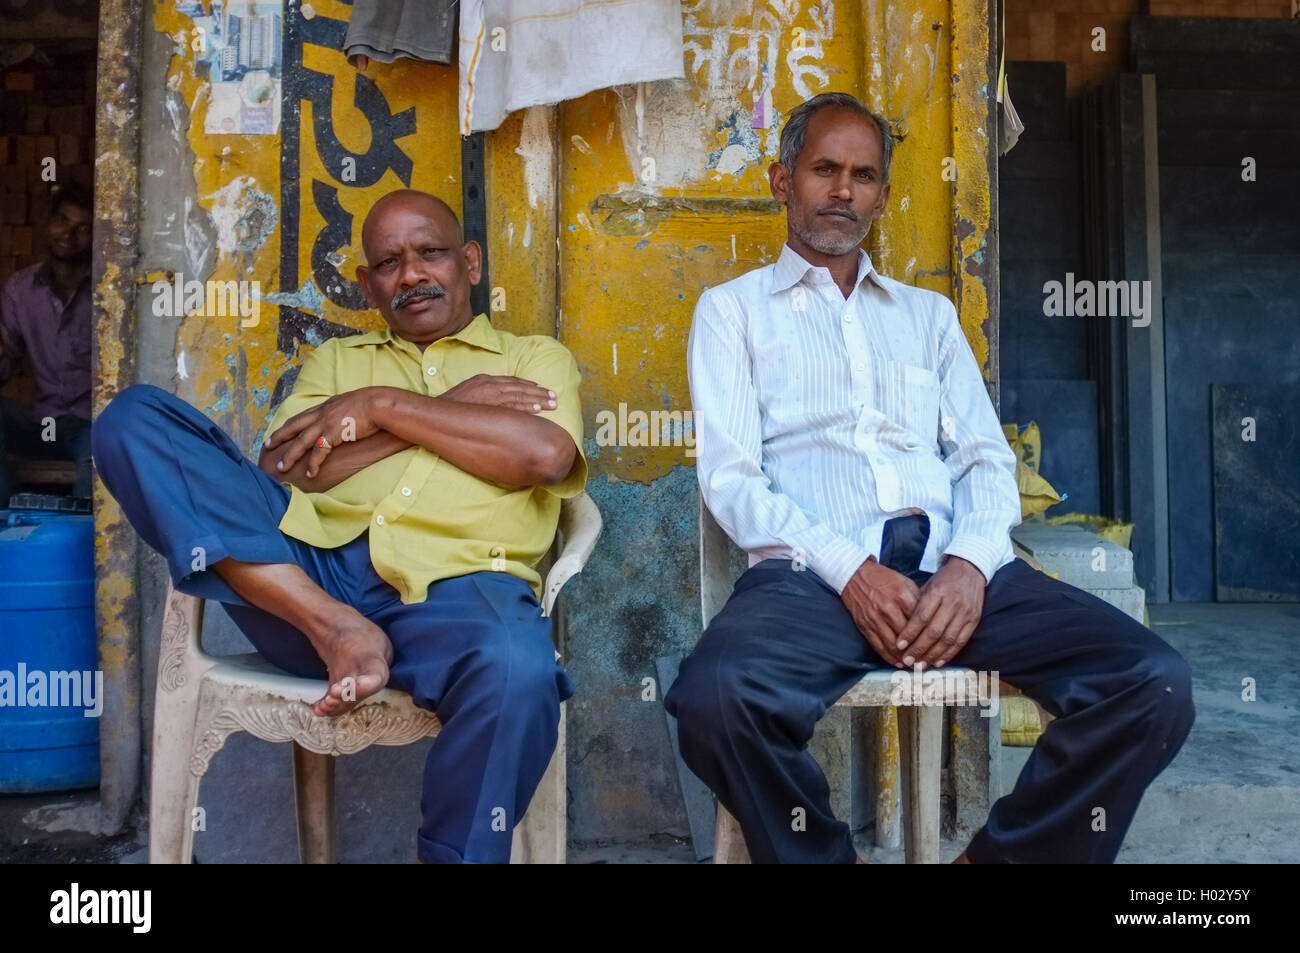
843, 314, 853, 323
401, 487, 412, 497
426, 367, 437, 376
375, 515, 385, 525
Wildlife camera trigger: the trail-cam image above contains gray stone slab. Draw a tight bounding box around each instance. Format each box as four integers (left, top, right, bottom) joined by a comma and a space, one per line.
1087, 586, 1147, 623
1163, 294, 1300, 601
1011, 522, 1134, 588
998, 272, 1089, 381
1158, 88, 1300, 131
999, 190, 1082, 261
1160, 171, 1299, 254
1211, 384, 1300, 601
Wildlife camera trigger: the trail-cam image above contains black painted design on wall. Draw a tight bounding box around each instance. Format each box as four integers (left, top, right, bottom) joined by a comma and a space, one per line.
310, 179, 370, 311
277, 3, 415, 355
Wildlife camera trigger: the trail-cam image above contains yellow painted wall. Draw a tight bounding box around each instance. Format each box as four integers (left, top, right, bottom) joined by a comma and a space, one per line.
152, 0, 992, 467
486, 0, 995, 484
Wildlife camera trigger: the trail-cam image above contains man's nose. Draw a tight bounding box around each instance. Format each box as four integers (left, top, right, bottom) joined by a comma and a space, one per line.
397, 254, 428, 287
831, 173, 853, 199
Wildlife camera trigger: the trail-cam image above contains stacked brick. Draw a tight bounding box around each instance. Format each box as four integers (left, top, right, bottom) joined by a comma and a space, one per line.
0, 63, 96, 288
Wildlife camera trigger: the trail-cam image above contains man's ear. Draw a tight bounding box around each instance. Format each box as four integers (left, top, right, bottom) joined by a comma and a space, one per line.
872, 182, 891, 222
355, 265, 378, 308
768, 161, 791, 204
463, 239, 483, 286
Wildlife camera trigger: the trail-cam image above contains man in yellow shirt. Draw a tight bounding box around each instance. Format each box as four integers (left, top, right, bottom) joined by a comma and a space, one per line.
93, 189, 587, 863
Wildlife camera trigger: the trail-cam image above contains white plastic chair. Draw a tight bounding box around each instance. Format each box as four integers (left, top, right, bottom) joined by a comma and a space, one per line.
697, 495, 976, 864
148, 492, 602, 864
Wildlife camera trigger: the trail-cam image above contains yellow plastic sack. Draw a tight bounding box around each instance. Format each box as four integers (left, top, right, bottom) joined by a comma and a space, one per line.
1004, 421, 1061, 518
1001, 696, 1047, 746
1014, 460, 1062, 519
1006, 420, 1042, 474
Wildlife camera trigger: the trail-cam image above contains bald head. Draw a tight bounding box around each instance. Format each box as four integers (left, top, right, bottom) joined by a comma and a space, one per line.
360, 189, 463, 264
354, 188, 482, 348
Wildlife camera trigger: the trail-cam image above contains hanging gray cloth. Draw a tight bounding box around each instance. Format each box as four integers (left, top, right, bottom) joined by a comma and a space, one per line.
343, 0, 458, 67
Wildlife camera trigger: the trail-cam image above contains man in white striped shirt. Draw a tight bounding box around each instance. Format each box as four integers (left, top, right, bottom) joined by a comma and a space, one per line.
665, 92, 1194, 864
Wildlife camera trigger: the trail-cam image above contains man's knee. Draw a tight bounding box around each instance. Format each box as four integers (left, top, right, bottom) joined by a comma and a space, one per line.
667, 645, 788, 749
1135, 642, 1196, 729
664, 652, 717, 730
456, 622, 563, 716
91, 384, 170, 457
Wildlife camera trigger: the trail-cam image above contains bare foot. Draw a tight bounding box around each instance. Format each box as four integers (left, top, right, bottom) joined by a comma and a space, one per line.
952, 851, 971, 864
311, 610, 392, 717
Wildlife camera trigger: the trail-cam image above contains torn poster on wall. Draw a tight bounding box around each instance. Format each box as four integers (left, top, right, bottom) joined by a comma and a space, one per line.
182, 0, 283, 134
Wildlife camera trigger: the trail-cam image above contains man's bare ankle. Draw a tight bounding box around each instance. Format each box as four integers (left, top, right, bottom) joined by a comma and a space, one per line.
303, 602, 370, 647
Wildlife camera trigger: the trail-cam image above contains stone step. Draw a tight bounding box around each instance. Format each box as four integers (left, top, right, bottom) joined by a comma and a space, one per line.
1083, 586, 1145, 623
1011, 521, 1135, 589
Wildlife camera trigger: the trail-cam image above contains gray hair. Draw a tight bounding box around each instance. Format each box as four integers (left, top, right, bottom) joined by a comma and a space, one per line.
777, 92, 894, 184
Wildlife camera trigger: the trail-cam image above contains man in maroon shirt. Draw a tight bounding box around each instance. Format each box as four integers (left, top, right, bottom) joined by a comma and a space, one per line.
0, 182, 94, 502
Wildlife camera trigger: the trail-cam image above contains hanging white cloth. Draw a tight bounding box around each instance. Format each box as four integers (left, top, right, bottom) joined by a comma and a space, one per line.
458, 0, 685, 135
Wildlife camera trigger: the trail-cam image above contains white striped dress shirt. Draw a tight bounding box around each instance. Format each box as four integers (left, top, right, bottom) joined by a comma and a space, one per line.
689, 244, 1021, 593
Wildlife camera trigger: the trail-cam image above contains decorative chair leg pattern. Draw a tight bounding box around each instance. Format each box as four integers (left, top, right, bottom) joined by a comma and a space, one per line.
148, 589, 209, 865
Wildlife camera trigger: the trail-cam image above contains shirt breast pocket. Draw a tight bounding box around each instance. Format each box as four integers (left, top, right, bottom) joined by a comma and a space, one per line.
888, 360, 941, 445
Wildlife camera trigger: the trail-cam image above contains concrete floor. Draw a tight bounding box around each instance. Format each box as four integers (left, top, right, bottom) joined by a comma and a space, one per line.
2, 602, 1295, 863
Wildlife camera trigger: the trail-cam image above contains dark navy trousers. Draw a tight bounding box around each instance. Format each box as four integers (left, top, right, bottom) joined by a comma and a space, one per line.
665, 514, 1195, 864
91, 384, 574, 864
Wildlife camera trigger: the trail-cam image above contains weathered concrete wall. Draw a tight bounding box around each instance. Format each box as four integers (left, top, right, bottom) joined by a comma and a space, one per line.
117, 0, 997, 853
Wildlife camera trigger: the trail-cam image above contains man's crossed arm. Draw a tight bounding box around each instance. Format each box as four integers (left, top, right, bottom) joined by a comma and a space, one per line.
257, 374, 577, 494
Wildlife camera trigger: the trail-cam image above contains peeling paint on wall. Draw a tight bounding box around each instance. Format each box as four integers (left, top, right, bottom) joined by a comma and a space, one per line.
515, 106, 554, 212
207, 176, 278, 260
152, 0, 461, 448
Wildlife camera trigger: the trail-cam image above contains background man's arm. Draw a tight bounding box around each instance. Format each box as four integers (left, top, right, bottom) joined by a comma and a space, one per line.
0, 283, 27, 384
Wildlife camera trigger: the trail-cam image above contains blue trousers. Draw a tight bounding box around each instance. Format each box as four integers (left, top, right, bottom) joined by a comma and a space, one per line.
665, 514, 1196, 863
91, 384, 574, 864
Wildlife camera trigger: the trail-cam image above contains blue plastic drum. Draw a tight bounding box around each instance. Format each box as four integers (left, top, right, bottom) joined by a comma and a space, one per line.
0, 506, 99, 793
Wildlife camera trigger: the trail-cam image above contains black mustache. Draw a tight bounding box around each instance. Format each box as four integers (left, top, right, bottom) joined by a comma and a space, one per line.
392, 285, 447, 309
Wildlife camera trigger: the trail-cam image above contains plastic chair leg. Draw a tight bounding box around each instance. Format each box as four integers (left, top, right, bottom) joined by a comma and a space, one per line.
512, 702, 567, 863
149, 676, 205, 864
292, 743, 337, 864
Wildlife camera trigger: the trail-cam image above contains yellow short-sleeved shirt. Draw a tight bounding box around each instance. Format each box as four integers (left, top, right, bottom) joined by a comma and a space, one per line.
263, 312, 588, 604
